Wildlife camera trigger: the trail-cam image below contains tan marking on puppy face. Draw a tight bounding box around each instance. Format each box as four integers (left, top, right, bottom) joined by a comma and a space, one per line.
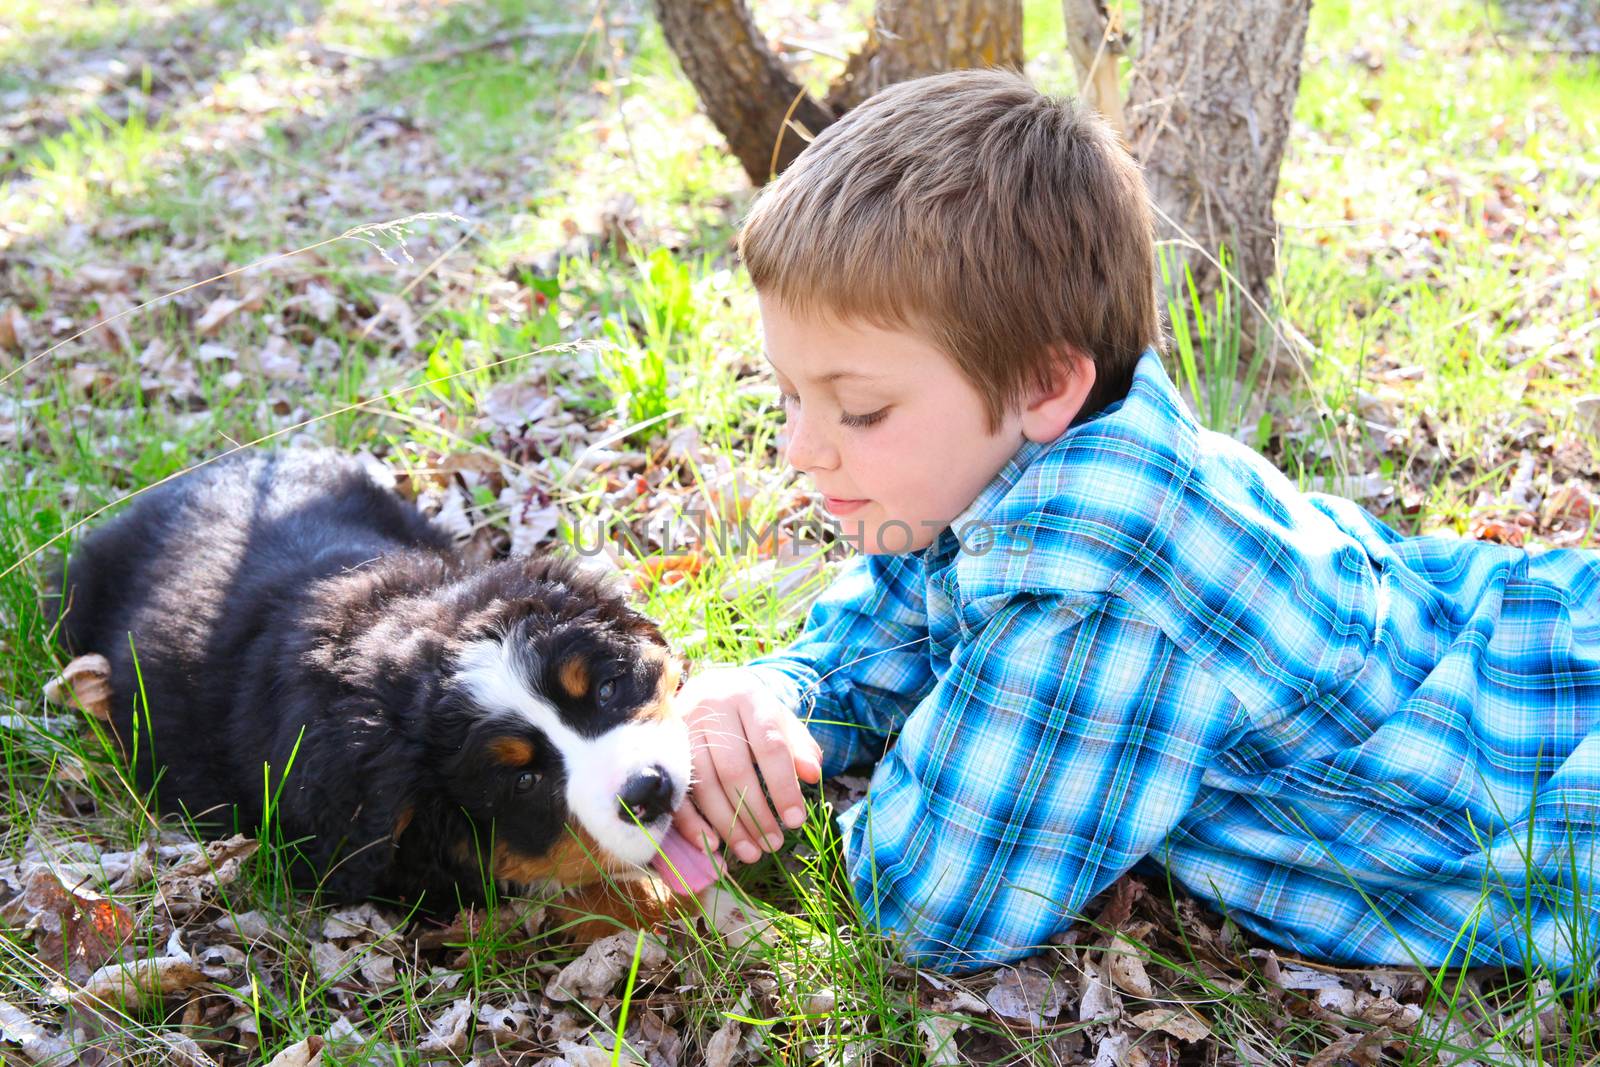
493, 823, 622, 888
392, 806, 415, 841
557, 657, 589, 700
633, 647, 683, 724
487, 736, 534, 766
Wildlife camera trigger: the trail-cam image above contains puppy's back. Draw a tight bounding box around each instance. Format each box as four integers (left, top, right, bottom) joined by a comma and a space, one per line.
59, 450, 447, 657
55, 450, 454, 822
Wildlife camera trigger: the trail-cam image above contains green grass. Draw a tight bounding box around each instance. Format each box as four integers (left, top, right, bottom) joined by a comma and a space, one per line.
1272, 0, 1600, 534
2, 0, 1598, 1062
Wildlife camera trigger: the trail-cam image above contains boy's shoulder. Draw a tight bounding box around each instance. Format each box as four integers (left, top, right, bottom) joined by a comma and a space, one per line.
942, 351, 1202, 606
937, 351, 1390, 709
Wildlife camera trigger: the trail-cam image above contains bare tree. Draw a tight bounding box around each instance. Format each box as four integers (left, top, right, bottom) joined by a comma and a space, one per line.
651, 0, 1022, 184
1124, 0, 1311, 319
826, 1, 1025, 113
1061, 0, 1128, 137
654, 0, 1308, 318
649, 0, 839, 184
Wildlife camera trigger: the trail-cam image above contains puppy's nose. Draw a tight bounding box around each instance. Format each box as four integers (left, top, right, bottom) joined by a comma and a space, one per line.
616, 764, 674, 824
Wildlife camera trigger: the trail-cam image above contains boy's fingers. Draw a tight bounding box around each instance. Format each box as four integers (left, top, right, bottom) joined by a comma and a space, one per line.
708, 739, 782, 854
732, 706, 794, 847
687, 743, 740, 848
746, 712, 808, 833
673, 755, 719, 848
696, 744, 764, 861
672, 802, 721, 856
707, 723, 787, 844
782, 714, 823, 785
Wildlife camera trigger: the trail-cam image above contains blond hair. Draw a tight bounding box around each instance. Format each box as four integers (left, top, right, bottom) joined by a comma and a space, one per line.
738, 68, 1161, 428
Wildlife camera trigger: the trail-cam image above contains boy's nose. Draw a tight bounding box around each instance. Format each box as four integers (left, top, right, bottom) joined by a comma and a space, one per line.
783, 411, 838, 473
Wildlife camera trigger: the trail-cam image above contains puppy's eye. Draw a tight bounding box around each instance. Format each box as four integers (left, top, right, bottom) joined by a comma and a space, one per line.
514, 772, 538, 794
597, 678, 616, 705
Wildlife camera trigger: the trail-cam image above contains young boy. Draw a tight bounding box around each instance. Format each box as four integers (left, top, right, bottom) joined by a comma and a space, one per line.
669, 69, 1600, 974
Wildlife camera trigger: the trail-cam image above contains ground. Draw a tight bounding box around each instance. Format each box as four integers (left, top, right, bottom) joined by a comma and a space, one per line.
0, 0, 1597, 1064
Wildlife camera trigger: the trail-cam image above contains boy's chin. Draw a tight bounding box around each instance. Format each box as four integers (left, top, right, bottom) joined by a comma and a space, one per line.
838, 516, 941, 555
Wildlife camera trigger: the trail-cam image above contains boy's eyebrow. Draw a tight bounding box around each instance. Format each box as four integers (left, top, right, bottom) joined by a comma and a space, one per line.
762, 353, 876, 386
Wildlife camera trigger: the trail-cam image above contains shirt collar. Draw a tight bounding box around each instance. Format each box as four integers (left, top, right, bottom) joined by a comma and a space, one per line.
918, 351, 1148, 571
919, 426, 1061, 573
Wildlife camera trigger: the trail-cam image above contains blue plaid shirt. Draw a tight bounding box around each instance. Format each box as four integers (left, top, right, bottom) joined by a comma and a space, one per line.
750, 352, 1600, 974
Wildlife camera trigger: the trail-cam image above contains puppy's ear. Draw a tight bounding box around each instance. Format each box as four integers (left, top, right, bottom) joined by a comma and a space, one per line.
623, 611, 670, 649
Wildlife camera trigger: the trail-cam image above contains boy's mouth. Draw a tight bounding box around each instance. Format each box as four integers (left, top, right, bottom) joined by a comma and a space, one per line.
822, 495, 869, 515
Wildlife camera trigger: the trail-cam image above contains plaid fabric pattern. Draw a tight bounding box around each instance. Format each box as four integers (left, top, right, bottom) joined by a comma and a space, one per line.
750, 351, 1600, 974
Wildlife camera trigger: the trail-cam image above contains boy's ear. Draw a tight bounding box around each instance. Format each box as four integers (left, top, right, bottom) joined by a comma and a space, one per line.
1020, 346, 1096, 443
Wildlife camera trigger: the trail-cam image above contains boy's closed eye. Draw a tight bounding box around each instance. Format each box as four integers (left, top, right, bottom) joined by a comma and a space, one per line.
774, 390, 890, 429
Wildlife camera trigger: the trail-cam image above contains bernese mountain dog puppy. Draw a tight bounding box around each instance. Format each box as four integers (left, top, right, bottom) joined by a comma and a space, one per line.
54, 448, 691, 925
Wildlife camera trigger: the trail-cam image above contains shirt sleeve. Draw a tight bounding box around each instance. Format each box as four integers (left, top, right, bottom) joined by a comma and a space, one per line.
746, 552, 936, 775
840, 591, 1244, 972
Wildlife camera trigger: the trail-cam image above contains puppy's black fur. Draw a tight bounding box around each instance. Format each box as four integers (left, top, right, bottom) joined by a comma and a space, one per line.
55, 449, 681, 905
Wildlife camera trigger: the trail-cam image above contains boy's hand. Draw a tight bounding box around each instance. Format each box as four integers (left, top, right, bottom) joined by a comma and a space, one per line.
671, 667, 823, 864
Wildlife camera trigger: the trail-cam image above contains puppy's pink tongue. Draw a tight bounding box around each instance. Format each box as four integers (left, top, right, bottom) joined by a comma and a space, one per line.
651, 828, 724, 895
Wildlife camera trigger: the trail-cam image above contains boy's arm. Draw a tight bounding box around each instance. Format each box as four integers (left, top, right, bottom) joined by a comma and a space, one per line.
839, 591, 1245, 972
746, 551, 936, 775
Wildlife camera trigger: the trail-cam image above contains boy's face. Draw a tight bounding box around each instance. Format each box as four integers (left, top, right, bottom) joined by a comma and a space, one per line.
759, 294, 1046, 554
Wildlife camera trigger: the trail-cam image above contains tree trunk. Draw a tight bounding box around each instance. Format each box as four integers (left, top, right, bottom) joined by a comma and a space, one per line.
1125, 0, 1310, 324
1060, 0, 1128, 138
825, 1, 1024, 113
650, 0, 837, 184
650, 0, 1022, 184
652, 0, 1307, 329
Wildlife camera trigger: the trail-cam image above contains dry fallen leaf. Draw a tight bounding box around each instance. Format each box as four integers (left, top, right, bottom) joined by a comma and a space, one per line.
157, 1031, 221, 1067
556, 1045, 636, 1067
1091, 1030, 1128, 1067
162, 835, 260, 912
218, 909, 277, 943
1469, 514, 1529, 546
1305, 1026, 1392, 1067
194, 295, 244, 337
417, 997, 473, 1055
703, 1018, 742, 1067
42, 654, 112, 720
90, 291, 137, 354
633, 550, 706, 591
632, 1007, 683, 1067
320, 901, 396, 940
8, 867, 136, 982
985, 963, 1069, 1028
71, 955, 206, 1009
252, 334, 305, 381
264, 1035, 325, 1067
168, 834, 259, 887
1128, 1007, 1212, 1043
918, 1015, 964, 1065
547, 931, 668, 1002
483, 377, 559, 430
1078, 956, 1123, 1023
502, 481, 560, 557
0, 306, 32, 354
1107, 934, 1155, 998
0, 998, 73, 1063
476, 999, 533, 1041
